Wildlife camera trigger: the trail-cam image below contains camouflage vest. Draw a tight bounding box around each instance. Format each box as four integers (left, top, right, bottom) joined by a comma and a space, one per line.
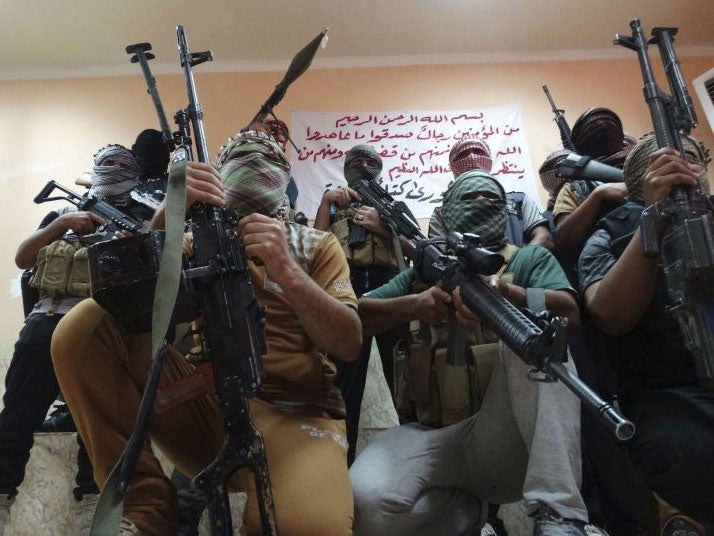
329, 207, 400, 268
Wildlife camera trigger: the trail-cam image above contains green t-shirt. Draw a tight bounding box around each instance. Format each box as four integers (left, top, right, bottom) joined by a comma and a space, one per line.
366, 245, 573, 299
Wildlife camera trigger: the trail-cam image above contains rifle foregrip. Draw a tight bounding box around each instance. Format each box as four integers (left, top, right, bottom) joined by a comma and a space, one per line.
458, 277, 543, 364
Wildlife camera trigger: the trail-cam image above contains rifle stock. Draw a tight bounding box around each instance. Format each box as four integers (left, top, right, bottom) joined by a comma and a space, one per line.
615, 18, 714, 390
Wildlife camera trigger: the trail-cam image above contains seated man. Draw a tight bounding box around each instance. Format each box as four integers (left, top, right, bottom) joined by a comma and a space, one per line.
579, 132, 714, 530
350, 169, 606, 536
51, 129, 362, 535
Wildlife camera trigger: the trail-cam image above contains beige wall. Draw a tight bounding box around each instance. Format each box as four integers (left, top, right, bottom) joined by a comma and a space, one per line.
1, 56, 713, 356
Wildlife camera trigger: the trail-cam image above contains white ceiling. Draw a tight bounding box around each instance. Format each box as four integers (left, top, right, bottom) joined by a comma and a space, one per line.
1, 0, 713, 80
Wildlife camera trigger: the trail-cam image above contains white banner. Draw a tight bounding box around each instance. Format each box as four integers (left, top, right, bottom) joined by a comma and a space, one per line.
290, 105, 539, 219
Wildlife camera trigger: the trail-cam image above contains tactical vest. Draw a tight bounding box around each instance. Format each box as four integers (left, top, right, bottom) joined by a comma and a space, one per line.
571, 179, 625, 223
395, 244, 519, 427
569, 179, 600, 205
329, 207, 400, 268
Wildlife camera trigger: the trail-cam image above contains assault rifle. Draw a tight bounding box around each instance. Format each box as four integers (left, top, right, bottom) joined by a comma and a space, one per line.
542, 85, 577, 152
33, 179, 143, 234
346, 167, 424, 249
413, 233, 636, 441
171, 26, 277, 535
615, 18, 714, 390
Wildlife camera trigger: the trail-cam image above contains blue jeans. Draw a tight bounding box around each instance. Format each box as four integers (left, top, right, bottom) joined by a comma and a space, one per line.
0, 313, 97, 499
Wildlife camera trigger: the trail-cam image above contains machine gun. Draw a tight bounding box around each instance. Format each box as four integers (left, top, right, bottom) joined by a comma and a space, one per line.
413, 233, 636, 441
615, 18, 714, 391
33, 179, 143, 234
542, 85, 577, 152
113, 27, 276, 535
169, 26, 277, 535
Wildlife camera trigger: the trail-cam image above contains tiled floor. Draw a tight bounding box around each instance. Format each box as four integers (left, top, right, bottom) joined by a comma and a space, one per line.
0, 350, 533, 535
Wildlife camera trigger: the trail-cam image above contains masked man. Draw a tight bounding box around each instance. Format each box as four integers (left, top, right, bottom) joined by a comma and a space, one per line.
52, 129, 361, 535
429, 138, 554, 251
350, 170, 608, 536
579, 133, 714, 532
0, 144, 147, 536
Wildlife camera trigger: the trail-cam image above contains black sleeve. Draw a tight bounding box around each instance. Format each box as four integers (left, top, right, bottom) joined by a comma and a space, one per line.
37, 210, 61, 230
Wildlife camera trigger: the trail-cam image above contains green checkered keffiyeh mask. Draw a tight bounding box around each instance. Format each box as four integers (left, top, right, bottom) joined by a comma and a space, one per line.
441, 171, 507, 248
216, 131, 291, 218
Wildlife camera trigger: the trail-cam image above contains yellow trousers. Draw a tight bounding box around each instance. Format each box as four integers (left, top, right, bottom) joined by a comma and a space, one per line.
52, 299, 353, 535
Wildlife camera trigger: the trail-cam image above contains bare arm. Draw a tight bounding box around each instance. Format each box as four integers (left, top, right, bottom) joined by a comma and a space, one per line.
556, 183, 627, 252
358, 286, 452, 337
15, 211, 104, 269
583, 229, 658, 335
238, 213, 362, 362
464, 272, 580, 332
526, 224, 555, 251
583, 148, 700, 335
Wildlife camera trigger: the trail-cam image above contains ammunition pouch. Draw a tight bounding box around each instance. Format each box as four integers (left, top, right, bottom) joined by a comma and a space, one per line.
29, 239, 92, 300
398, 322, 498, 428
330, 210, 398, 268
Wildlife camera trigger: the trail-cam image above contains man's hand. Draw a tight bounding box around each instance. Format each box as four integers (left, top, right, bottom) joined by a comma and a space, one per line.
150, 162, 224, 230
185, 161, 224, 210
322, 185, 361, 209
57, 211, 105, 236
353, 205, 390, 238
238, 213, 295, 283
414, 286, 452, 325
642, 147, 701, 207
452, 286, 482, 328
15, 211, 105, 269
